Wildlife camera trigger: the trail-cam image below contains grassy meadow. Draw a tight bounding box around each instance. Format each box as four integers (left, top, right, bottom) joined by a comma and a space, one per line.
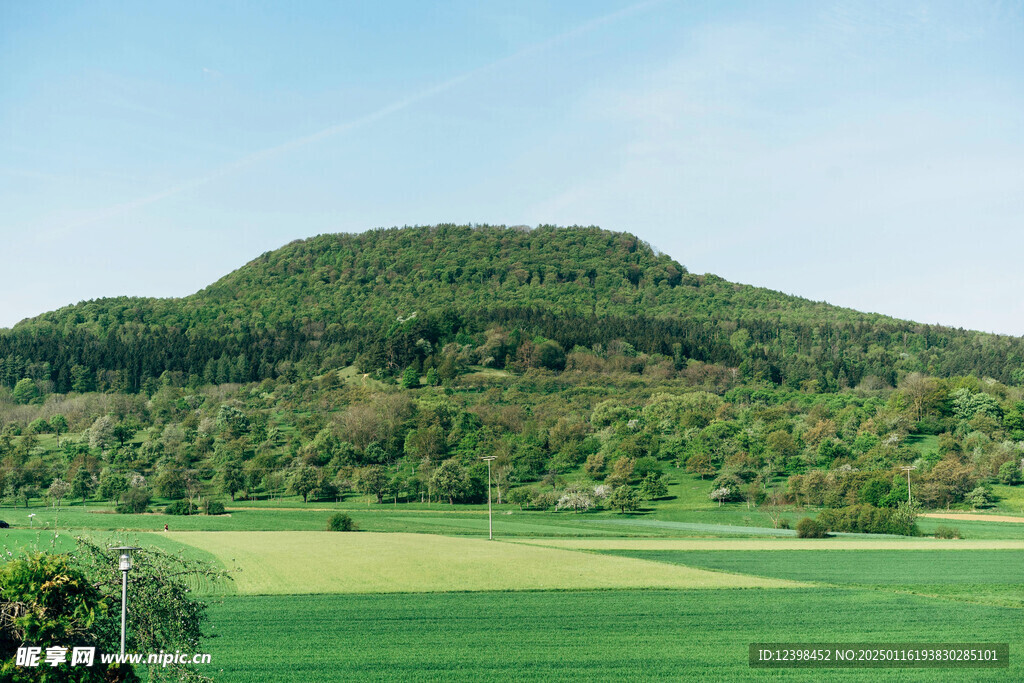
167, 531, 800, 594
205, 589, 1023, 682
3, 473, 1023, 681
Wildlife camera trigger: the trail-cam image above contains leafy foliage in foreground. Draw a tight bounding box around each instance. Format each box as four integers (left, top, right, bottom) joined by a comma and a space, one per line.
0, 553, 136, 682
70, 537, 231, 682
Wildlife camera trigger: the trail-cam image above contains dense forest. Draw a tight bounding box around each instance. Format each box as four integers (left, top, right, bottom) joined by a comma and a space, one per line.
3, 225, 1024, 395
0, 225, 1022, 527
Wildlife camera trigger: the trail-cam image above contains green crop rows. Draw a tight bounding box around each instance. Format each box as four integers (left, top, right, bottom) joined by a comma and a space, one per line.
205, 589, 1023, 682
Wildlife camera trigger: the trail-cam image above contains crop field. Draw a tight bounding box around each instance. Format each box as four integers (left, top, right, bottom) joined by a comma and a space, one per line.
914, 515, 1024, 539
0, 527, 216, 558
167, 532, 799, 594
599, 549, 1024, 586
597, 549, 1024, 608
507, 537, 1024, 550
4, 502, 1022, 680
4, 504, 761, 536
205, 589, 1023, 682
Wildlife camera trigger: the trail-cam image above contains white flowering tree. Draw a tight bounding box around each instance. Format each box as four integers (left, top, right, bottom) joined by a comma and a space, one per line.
556, 490, 594, 513
710, 487, 731, 507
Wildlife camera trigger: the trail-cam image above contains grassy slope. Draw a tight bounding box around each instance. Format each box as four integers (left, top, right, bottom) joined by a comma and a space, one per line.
169, 531, 799, 594
206, 589, 1022, 682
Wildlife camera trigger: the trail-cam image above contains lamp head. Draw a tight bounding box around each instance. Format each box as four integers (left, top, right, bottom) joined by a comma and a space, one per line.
110, 546, 141, 572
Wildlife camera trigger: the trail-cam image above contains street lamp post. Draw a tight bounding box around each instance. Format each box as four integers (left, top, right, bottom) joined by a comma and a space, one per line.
900, 465, 917, 503
110, 546, 140, 657
480, 456, 496, 540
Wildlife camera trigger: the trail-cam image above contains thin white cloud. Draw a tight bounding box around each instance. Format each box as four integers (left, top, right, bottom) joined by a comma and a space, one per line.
47, 0, 669, 237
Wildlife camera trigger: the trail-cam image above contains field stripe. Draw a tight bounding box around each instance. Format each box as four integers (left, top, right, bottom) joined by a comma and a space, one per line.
169, 531, 805, 594
921, 512, 1024, 524
505, 538, 1024, 550
575, 517, 798, 536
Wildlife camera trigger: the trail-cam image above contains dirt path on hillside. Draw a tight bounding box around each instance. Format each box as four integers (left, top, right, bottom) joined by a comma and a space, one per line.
920, 512, 1024, 524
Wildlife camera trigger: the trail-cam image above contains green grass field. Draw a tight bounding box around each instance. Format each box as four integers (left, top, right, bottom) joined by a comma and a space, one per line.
205, 589, 1022, 681
168, 531, 799, 594
597, 547, 1024, 610
5, 491, 1024, 681
507, 537, 1024, 550
993, 484, 1024, 514
601, 548, 1024, 588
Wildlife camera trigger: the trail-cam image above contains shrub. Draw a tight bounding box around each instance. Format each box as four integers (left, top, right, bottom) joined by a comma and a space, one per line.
710, 473, 744, 502
0, 552, 135, 681
116, 487, 151, 513
609, 485, 640, 513
817, 504, 919, 536
967, 485, 994, 509
328, 513, 356, 531
796, 517, 828, 538
778, 518, 791, 530
583, 452, 605, 477
530, 490, 560, 510
0, 520, 8, 529
507, 486, 534, 510
165, 500, 198, 516
639, 473, 669, 500
204, 500, 226, 515
998, 461, 1022, 485
933, 525, 962, 539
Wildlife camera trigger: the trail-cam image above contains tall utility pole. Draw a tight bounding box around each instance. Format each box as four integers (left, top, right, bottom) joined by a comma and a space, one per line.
481, 456, 496, 540
900, 465, 917, 503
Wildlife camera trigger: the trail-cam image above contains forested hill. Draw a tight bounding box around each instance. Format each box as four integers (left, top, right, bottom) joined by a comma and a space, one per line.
2, 224, 1022, 393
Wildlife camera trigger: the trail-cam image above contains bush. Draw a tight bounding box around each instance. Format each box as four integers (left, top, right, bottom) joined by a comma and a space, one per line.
0, 552, 135, 681
583, 452, 605, 477
777, 518, 791, 530
165, 500, 198, 516
710, 473, 744, 502
796, 517, 828, 538
204, 500, 226, 515
967, 485, 994, 509
327, 512, 356, 531
507, 486, 534, 510
998, 461, 1022, 485
0, 520, 8, 529
933, 525, 962, 539
116, 487, 151, 514
531, 490, 560, 510
817, 504, 919, 536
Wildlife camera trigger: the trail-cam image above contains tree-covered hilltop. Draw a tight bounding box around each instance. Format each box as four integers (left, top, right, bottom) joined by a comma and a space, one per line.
2, 224, 1024, 394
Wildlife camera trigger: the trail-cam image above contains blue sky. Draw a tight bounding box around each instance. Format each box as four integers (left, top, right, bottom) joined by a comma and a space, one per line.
3, 1, 1024, 333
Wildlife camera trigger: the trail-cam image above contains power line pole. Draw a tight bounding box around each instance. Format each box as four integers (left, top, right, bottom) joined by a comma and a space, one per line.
900, 465, 917, 503
481, 456, 496, 540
